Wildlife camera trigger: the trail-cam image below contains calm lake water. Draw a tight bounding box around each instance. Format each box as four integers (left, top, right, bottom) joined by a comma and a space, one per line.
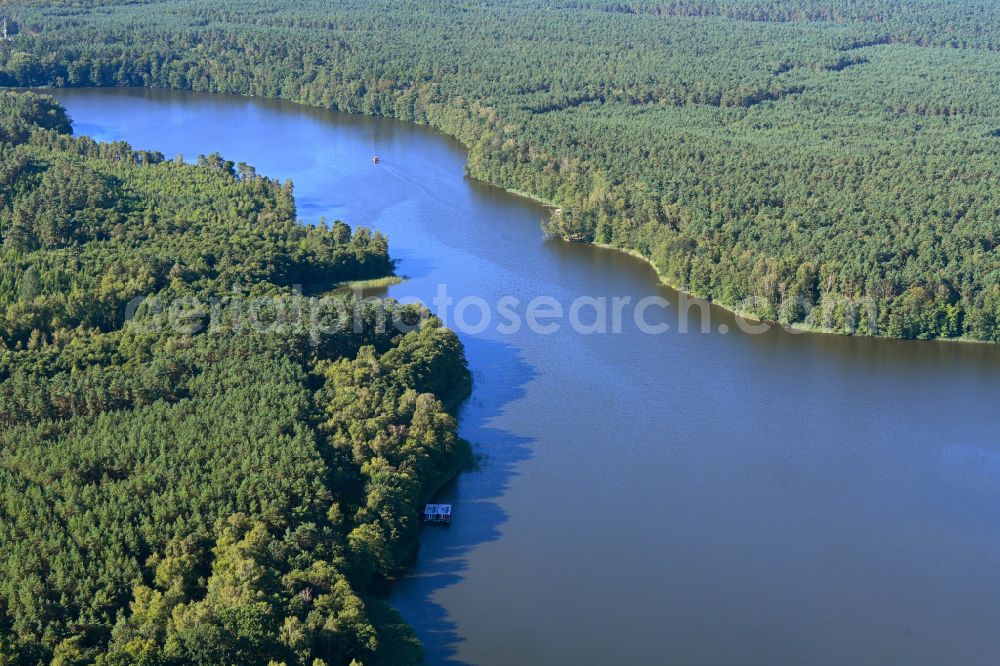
55, 88, 1000, 666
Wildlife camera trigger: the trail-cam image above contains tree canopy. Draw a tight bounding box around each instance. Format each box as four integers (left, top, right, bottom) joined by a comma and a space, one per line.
0, 91, 471, 665
3, 0, 995, 339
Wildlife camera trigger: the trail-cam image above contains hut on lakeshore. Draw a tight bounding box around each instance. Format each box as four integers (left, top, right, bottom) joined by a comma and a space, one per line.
423, 504, 452, 524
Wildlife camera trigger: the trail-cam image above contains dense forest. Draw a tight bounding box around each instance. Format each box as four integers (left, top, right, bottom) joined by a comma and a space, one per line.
1, 0, 997, 340
0, 90, 472, 665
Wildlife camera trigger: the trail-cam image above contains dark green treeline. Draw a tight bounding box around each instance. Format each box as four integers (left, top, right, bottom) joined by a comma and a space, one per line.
2, 0, 998, 340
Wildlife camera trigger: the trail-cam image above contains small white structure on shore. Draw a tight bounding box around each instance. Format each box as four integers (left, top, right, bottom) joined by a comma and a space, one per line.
423, 504, 452, 524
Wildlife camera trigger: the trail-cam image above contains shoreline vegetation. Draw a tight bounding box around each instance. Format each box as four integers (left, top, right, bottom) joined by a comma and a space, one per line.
331, 275, 407, 295
0, 89, 472, 665
586, 241, 995, 344
492, 186, 990, 344
3, 0, 997, 342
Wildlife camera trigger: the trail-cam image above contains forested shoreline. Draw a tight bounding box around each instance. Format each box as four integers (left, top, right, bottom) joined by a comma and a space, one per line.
1, 0, 997, 341
0, 90, 472, 664
0, 1, 995, 663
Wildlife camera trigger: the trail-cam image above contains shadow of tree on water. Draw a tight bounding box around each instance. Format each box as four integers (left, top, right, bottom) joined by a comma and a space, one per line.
385, 335, 537, 665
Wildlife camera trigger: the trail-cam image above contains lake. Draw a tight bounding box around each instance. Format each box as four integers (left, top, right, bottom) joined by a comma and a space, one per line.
54, 87, 1000, 666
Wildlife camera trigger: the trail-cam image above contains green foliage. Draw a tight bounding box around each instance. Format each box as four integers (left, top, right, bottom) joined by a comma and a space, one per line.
0, 91, 471, 664
0, 92, 392, 350
3, 0, 996, 339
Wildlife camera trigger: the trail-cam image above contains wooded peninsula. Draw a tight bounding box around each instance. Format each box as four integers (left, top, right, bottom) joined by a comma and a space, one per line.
0, 90, 471, 664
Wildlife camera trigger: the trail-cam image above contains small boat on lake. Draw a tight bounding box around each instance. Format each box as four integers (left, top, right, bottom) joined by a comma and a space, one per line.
372, 155, 380, 164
